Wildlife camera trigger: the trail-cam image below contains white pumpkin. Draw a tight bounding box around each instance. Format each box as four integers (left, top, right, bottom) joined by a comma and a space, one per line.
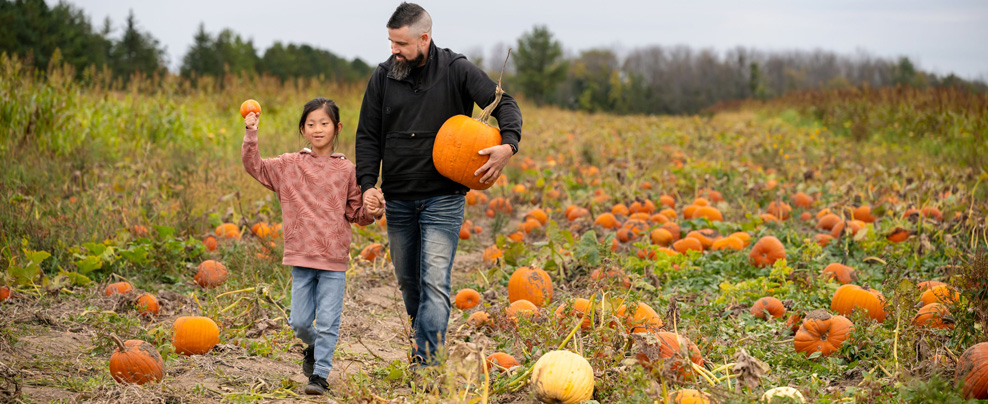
530, 350, 594, 404
761, 386, 806, 402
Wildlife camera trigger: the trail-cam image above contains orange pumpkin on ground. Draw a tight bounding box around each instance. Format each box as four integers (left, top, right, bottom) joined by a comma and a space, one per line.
912, 303, 954, 329
482, 245, 503, 264
749, 236, 786, 268
816, 214, 841, 231
693, 206, 723, 222
554, 298, 593, 330
813, 234, 834, 247
135, 294, 159, 318
853, 206, 877, 223
215, 223, 241, 240
506, 299, 539, 322
105, 281, 133, 296
454, 288, 481, 310
618, 302, 663, 333
887, 227, 910, 242
172, 316, 220, 355
589, 268, 631, 289
194, 260, 228, 289
659, 195, 675, 208
792, 192, 814, 208
109, 335, 164, 385
611, 203, 630, 216
593, 213, 620, 229
666, 389, 712, 404
920, 284, 961, 306
635, 332, 703, 380
794, 309, 853, 357
203, 236, 218, 251
730, 232, 751, 247
525, 208, 549, 225
831, 284, 886, 323
507, 267, 553, 307
956, 342, 988, 399
467, 311, 490, 327
685, 230, 718, 249
486, 352, 519, 371
767, 201, 792, 220
830, 220, 864, 238
750, 296, 785, 320
0, 286, 11, 302
711, 236, 744, 251
822, 263, 858, 284
487, 197, 513, 217
650, 228, 674, 246
673, 238, 703, 254
360, 243, 385, 261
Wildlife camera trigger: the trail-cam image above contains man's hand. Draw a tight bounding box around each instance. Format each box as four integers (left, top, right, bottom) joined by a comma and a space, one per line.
474, 144, 513, 184
245, 112, 259, 130
363, 188, 385, 218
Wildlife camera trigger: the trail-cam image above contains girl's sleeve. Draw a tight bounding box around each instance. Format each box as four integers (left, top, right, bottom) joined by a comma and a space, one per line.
345, 166, 375, 226
242, 128, 286, 192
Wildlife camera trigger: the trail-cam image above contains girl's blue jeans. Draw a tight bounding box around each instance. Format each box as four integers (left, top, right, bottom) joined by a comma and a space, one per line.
385, 193, 464, 366
289, 266, 345, 379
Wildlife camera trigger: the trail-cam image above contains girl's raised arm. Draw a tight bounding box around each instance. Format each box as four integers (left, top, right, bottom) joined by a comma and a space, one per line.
242, 114, 287, 192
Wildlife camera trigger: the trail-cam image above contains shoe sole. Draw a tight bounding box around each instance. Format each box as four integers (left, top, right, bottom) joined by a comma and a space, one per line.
304, 385, 326, 395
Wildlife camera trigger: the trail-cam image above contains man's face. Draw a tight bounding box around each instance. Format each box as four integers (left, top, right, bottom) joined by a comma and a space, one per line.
388, 26, 427, 79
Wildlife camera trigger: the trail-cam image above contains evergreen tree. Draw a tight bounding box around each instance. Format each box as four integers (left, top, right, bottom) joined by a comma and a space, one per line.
180, 23, 220, 77
107, 10, 166, 80
514, 25, 567, 105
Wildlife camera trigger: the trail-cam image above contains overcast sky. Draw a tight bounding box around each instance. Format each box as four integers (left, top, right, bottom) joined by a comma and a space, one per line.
55, 0, 988, 80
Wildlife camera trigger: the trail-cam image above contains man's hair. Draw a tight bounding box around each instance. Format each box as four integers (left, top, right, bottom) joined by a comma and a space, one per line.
387, 2, 432, 35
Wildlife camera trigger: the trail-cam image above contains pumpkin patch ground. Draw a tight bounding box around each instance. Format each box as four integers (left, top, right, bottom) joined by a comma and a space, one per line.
2, 71, 987, 403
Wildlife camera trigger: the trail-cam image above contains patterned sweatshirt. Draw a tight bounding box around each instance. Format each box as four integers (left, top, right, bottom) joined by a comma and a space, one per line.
242, 128, 374, 271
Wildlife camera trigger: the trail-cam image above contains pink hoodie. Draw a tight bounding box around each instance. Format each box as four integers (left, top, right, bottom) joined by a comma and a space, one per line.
242, 128, 374, 271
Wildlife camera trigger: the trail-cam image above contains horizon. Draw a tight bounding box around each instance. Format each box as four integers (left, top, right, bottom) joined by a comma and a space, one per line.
45, 0, 988, 81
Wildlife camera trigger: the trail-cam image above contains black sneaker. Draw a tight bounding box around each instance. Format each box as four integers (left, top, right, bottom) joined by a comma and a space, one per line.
304, 374, 329, 395
302, 345, 314, 377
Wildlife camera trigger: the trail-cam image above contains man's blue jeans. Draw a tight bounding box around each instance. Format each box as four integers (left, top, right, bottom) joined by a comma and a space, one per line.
289, 267, 346, 379
385, 193, 464, 365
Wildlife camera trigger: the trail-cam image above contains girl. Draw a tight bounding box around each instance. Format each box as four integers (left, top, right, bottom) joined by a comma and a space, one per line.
242, 97, 377, 395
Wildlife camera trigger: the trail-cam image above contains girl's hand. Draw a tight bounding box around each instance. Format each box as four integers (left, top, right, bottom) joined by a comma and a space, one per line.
245, 112, 259, 130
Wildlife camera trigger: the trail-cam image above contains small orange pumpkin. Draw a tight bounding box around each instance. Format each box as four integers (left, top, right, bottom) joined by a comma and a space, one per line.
109, 335, 164, 385
822, 263, 858, 284
794, 309, 853, 357
454, 288, 481, 310
172, 316, 220, 355
554, 298, 593, 331
486, 352, 520, 371
105, 281, 133, 296
912, 303, 954, 329
750, 296, 785, 320
749, 236, 786, 268
831, 284, 886, 323
506, 299, 539, 322
194, 260, 228, 289
360, 243, 385, 261
240, 99, 261, 118
507, 267, 553, 307
135, 294, 159, 318
467, 311, 490, 327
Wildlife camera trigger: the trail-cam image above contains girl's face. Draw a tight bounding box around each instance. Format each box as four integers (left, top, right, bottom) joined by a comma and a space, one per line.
302, 108, 341, 154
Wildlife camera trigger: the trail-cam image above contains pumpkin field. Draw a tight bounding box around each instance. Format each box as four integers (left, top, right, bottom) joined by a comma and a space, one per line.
2, 54, 988, 403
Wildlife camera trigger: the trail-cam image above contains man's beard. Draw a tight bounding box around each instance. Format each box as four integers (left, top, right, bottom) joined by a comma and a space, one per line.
390, 52, 424, 81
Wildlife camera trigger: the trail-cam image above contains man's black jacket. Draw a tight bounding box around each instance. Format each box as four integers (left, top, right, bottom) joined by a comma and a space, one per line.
355, 40, 522, 201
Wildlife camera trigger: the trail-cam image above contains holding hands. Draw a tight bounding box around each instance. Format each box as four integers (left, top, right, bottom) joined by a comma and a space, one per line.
363, 188, 385, 218
245, 112, 259, 130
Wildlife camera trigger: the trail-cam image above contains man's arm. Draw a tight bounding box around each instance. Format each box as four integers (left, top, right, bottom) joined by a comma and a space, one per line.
458, 59, 523, 184
355, 68, 386, 193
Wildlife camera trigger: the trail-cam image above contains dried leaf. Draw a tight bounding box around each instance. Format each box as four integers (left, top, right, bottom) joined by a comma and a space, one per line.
734, 348, 769, 393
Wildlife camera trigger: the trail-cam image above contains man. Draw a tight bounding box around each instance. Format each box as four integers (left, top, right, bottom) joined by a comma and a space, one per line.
355, 2, 522, 368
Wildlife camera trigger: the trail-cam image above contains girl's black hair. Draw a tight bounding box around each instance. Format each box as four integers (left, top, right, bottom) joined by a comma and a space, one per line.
298, 97, 341, 150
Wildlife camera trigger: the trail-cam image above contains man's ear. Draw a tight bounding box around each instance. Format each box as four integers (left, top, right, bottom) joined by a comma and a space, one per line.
420, 32, 430, 45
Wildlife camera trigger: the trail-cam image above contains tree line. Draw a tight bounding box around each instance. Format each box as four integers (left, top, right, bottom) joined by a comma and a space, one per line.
507, 26, 987, 114
3, 0, 985, 115
0, 0, 371, 84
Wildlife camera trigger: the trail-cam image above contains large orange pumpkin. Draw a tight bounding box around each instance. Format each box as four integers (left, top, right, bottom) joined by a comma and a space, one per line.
794, 309, 854, 357
912, 303, 954, 330
433, 108, 502, 190
831, 284, 886, 323
194, 260, 228, 289
749, 236, 786, 268
618, 302, 663, 333
172, 316, 220, 355
956, 342, 988, 399
508, 266, 553, 307
919, 284, 961, 306
109, 335, 164, 385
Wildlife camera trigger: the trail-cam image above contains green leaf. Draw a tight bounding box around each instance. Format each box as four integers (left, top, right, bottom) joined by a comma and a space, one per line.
153, 225, 175, 239
57, 270, 91, 286
82, 242, 107, 256
74, 255, 103, 274
120, 245, 150, 265
504, 242, 527, 267
574, 231, 601, 267
24, 249, 51, 267
7, 265, 40, 286
807, 351, 823, 359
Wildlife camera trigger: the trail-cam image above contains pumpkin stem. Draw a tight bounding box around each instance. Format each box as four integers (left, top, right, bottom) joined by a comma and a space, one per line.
109, 333, 126, 351
478, 48, 511, 125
